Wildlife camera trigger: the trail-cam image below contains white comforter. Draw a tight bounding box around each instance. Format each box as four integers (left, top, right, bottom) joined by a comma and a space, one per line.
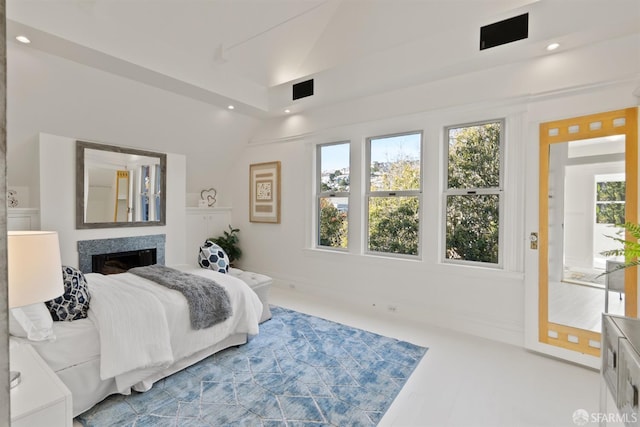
86, 267, 263, 392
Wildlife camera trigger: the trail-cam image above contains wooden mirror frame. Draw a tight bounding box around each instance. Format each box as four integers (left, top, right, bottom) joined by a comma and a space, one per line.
539, 107, 638, 356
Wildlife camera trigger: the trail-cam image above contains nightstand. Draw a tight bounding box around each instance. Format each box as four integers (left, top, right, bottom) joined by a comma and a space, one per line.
10, 342, 72, 427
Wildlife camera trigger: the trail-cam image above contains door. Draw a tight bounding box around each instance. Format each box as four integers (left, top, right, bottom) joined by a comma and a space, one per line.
113, 170, 130, 222
536, 108, 638, 364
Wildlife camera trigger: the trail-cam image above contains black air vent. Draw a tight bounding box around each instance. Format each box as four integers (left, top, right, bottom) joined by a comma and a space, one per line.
292, 79, 314, 100
480, 13, 528, 50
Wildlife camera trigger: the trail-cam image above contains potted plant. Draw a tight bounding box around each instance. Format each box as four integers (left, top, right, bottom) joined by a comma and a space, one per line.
208, 225, 242, 267
601, 222, 640, 272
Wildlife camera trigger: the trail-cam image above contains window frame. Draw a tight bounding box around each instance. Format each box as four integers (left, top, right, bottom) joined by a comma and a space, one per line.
316, 141, 351, 251
595, 177, 626, 225
365, 130, 423, 258
442, 119, 505, 268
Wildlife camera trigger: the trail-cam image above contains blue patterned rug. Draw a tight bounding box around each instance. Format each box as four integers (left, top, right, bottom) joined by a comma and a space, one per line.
77, 306, 428, 426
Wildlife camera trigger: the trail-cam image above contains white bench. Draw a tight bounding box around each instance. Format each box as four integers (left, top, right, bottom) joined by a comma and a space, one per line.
229, 268, 272, 323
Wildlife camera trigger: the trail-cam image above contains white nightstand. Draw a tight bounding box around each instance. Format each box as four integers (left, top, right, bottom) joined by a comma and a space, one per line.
10, 342, 72, 427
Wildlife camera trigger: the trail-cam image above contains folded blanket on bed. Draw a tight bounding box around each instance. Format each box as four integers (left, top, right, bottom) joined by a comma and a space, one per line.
129, 265, 232, 329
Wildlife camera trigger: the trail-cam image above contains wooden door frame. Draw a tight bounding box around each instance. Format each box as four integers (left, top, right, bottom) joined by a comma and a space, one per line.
539, 107, 638, 356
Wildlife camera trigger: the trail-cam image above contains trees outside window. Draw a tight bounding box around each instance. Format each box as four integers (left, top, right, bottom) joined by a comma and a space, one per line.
596, 180, 625, 224
316, 121, 505, 265
444, 120, 503, 265
366, 132, 422, 256
317, 142, 350, 249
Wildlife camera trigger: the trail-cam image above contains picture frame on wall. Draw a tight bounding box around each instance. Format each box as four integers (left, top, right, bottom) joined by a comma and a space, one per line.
249, 161, 281, 223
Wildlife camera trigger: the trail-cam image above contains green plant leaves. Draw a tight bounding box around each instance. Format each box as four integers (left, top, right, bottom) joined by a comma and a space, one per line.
601, 221, 640, 272
209, 225, 242, 265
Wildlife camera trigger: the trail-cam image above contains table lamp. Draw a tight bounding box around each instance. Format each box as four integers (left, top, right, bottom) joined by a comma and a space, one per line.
8, 231, 64, 388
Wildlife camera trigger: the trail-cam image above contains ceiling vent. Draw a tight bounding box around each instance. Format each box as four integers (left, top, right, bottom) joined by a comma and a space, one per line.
292, 79, 314, 100
480, 13, 528, 50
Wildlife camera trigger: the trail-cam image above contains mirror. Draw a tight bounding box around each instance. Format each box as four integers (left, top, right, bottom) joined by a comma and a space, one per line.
539, 107, 638, 357
76, 141, 166, 229
547, 136, 626, 332
114, 170, 130, 222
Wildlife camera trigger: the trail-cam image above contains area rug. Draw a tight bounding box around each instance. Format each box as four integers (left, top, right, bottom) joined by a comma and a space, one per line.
76, 306, 428, 426
563, 267, 606, 286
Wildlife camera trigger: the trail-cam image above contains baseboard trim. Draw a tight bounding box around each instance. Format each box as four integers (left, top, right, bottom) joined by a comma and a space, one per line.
268, 273, 524, 347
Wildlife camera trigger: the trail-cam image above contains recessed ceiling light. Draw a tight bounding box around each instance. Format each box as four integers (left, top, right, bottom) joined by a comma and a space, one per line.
284, 109, 291, 114
546, 42, 560, 51
227, 105, 235, 110
16, 35, 31, 44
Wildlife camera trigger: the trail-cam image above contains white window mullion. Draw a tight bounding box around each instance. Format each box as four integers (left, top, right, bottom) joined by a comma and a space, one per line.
502, 112, 525, 272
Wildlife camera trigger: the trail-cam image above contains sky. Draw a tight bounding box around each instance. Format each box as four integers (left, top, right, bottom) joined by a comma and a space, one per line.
320, 133, 421, 172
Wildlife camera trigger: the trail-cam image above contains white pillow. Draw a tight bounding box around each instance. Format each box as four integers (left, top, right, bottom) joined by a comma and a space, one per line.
9, 303, 55, 341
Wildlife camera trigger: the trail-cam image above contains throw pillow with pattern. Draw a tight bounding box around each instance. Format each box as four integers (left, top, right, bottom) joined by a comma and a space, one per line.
198, 240, 230, 274
46, 266, 91, 321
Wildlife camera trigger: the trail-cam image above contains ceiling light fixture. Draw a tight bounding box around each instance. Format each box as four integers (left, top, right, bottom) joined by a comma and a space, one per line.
284, 109, 291, 114
227, 105, 235, 110
16, 35, 31, 44
546, 42, 560, 51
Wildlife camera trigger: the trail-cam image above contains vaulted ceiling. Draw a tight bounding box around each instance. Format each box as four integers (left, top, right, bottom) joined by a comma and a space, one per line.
7, 0, 640, 117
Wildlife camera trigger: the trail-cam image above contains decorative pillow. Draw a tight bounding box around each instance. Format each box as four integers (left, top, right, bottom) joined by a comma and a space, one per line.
45, 266, 91, 321
198, 240, 230, 274
9, 303, 55, 341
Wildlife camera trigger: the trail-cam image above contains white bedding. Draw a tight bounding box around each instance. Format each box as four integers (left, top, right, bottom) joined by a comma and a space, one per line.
87, 272, 174, 383
27, 266, 263, 414
31, 318, 99, 372
86, 267, 263, 392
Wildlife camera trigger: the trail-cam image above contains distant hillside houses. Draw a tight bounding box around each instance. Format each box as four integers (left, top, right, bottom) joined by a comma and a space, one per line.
321, 168, 350, 192
322, 160, 415, 192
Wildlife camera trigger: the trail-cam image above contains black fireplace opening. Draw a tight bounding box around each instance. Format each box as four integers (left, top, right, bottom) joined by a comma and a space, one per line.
92, 248, 157, 275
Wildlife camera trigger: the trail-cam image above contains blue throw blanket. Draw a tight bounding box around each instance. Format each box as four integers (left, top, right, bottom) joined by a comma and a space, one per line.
128, 265, 232, 329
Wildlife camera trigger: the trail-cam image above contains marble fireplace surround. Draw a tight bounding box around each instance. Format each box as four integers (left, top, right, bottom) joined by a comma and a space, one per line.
77, 234, 166, 273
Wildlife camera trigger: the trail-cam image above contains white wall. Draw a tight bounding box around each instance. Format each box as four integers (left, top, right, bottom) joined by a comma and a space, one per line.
230, 34, 640, 346
564, 162, 625, 270
231, 107, 528, 345
5, 22, 640, 349
7, 41, 260, 208
250, 34, 640, 144
39, 133, 187, 267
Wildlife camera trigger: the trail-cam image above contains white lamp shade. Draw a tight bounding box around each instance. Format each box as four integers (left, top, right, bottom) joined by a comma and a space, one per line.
8, 231, 64, 308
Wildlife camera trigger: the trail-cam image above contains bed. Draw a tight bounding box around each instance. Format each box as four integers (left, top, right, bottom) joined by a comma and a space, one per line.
12, 265, 263, 417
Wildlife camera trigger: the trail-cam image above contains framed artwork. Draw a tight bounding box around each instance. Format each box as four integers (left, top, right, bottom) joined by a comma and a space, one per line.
249, 161, 281, 223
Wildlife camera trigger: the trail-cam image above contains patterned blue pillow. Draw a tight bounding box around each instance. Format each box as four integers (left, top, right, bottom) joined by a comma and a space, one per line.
198, 240, 229, 274
45, 266, 91, 321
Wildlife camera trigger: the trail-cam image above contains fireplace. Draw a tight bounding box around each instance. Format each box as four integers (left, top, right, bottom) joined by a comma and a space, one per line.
92, 248, 157, 275
77, 234, 165, 273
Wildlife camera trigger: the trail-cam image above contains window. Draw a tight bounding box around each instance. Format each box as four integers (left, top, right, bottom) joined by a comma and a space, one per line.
317, 142, 350, 249
140, 165, 150, 221
596, 178, 625, 224
444, 120, 503, 265
366, 132, 422, 256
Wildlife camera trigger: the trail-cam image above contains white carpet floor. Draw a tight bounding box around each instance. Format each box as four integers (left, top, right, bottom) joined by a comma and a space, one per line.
549, 280, 625, 332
